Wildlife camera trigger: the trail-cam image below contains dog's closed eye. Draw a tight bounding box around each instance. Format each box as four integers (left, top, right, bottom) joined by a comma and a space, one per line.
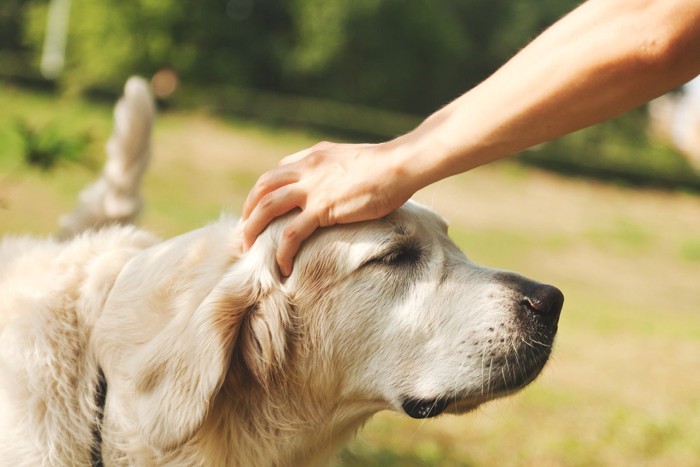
362, 242, 423, 268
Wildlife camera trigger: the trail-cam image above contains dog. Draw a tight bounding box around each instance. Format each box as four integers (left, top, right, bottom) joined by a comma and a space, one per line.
0, 78, 564, 466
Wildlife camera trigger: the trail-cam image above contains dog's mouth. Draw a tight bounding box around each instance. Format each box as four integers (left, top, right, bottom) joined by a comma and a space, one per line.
401, 395, 488, 419
401, 398, 451, 419
400, 337, 554, 419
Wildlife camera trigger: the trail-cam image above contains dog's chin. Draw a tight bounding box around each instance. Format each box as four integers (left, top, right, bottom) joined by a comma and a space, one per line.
400, 352, 553, 419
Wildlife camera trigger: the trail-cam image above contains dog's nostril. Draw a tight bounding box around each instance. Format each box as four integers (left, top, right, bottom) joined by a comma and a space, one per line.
524, 284, 564, 317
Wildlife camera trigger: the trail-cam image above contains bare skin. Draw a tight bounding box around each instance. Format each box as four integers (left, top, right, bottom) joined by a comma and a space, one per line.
242, 0, 700, 276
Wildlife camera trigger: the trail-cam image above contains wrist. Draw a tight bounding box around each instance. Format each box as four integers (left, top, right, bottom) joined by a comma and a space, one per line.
378, 135, 428, 197
383, 107, 476, 191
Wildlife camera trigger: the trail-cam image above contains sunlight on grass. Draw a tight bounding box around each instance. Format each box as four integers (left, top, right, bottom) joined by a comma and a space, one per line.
584, 218, 654, 253
679, 238, 700, 263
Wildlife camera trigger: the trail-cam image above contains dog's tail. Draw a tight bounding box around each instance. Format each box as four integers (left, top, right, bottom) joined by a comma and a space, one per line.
58, 76, 155, 239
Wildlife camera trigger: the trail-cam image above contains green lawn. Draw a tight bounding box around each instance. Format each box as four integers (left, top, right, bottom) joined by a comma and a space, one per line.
2, 83, 699, 466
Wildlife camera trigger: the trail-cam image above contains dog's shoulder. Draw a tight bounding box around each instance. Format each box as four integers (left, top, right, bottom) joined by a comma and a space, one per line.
0, 225, 159, 326
1, 224, 158, 277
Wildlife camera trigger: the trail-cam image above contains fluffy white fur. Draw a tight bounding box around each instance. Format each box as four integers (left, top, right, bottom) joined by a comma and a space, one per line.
0, 79, 562, 467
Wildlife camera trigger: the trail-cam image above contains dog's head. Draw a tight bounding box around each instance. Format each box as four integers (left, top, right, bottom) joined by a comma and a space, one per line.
280, 201, 563, 419
94, 202, 562, 454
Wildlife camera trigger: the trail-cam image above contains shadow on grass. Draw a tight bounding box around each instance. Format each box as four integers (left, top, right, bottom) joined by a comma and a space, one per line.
339, 447, 474, 467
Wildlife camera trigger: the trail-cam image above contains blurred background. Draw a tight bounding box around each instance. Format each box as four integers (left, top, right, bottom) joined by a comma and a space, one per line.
1, 1, 700, 465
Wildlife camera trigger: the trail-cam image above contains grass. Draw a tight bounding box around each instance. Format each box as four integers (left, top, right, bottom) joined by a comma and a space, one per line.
2, 83, 700, 466
680, 238, 700, 263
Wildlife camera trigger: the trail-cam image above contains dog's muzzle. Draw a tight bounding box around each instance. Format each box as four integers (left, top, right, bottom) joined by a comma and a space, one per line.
400, 279, 564, 419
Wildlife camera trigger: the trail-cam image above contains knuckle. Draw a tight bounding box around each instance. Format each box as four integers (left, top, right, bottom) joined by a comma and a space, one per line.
259, 192, 277, 210
314, 201, 333, 226
324, 210, 335, 227
282, 224, 300, 242
314, 140, 332, 150
305, 151, 324, 167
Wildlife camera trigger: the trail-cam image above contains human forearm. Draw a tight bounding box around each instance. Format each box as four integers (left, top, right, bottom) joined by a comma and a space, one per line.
391, 0, 700, 188
242, 0, 700, 274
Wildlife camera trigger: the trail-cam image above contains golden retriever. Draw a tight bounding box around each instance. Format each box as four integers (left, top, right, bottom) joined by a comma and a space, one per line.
0, 78, 563, 466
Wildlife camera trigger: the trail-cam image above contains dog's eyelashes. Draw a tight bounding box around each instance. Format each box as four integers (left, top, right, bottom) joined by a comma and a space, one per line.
384, 246, 421, 266
363, 243, 422, 268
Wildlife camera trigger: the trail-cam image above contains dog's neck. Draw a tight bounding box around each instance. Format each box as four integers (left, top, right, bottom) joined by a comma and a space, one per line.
192, 377, 383, 466
0, 229, 157, 466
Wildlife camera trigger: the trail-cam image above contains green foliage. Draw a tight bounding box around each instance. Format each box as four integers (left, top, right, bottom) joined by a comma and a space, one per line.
24, 0, 185, 93
15, 118, 90, 171
0, 1, 26, 52
5, 0, 697, 189
519, 110, 700, 191
285, 0, 378, 74
14, 0, 578, 112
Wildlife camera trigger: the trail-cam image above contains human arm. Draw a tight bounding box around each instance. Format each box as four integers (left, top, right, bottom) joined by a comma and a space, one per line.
243, 0, 700, 275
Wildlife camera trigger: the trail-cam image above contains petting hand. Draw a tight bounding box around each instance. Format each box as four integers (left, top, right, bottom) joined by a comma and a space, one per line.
242, 141, 415, 276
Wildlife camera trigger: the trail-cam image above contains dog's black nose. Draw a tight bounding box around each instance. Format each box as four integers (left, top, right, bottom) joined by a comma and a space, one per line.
524, 284, 564, 322
495, 272, 564, 327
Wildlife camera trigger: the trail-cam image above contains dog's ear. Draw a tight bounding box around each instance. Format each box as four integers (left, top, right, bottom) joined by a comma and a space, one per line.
230, 221, 294, 392
94, 225, 290, 452
237, 266, 291, 391
124, 264, 257, 452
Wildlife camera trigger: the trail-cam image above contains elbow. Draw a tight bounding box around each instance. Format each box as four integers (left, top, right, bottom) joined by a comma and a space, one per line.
634, 4, 700, 75
639, 32, 691, 72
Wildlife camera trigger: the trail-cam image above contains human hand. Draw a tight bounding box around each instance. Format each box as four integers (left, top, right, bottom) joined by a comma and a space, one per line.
242, 141, 415, 276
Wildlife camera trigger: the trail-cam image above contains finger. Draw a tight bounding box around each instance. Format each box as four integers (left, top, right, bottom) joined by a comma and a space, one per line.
242, 186, 306, 251
242, 166, 299, 220
276, 210, 320, 276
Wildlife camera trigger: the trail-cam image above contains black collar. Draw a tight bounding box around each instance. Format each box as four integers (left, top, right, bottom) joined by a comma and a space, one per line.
91, 368, 107, 467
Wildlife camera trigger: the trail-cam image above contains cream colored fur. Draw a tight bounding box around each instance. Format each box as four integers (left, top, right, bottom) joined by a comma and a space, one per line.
58, 76, 155, 239
0, 79, 562, 467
